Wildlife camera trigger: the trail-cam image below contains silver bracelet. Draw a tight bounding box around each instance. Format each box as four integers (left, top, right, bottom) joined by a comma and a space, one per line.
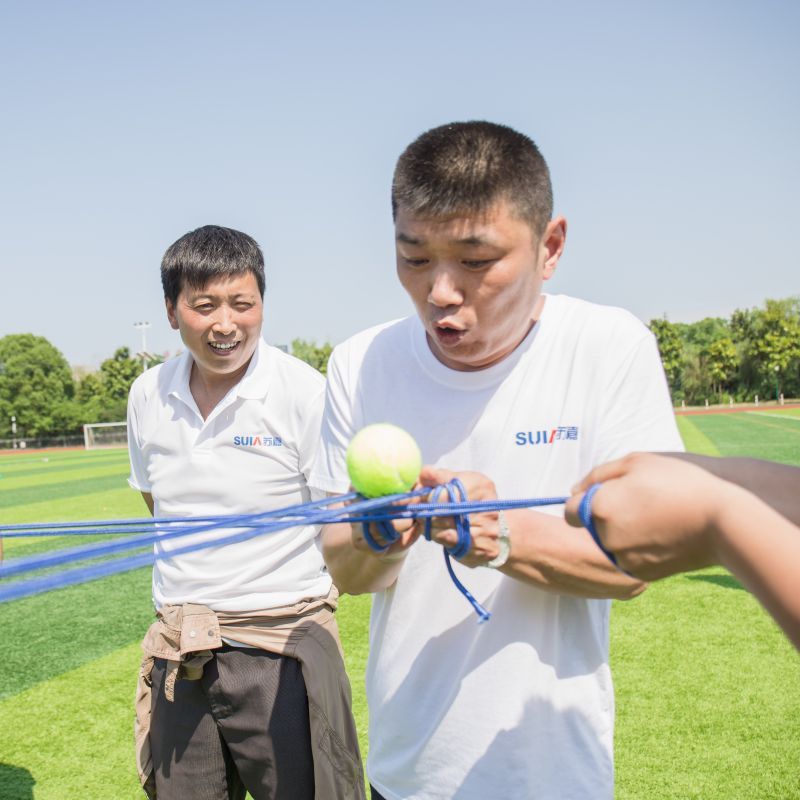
485, 510, 511, 569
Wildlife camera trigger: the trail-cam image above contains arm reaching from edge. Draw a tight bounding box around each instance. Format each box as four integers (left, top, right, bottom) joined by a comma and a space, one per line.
565, 452, 800, 650
666, 453, 800, 526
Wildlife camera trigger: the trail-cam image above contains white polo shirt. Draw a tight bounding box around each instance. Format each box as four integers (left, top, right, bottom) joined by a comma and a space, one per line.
127, 338, 331, 612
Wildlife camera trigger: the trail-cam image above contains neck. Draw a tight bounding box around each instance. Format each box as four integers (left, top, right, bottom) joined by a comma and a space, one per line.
190, 360, 250, 420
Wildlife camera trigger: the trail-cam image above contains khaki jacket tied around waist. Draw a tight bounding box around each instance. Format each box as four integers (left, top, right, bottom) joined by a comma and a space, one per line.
135, 589, 365, 800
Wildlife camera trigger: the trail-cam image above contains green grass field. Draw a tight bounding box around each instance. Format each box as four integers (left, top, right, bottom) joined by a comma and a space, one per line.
1, 410, 799, 799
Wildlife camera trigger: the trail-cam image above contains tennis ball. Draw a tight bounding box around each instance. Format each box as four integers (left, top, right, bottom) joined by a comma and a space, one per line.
346, 423, 422, 497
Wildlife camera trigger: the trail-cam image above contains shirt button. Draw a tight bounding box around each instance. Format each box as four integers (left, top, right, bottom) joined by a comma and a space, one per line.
208, 630, 214, 637
189, 630, 197, 638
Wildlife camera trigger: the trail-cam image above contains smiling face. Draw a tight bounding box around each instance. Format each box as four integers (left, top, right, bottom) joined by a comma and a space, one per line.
166, 271, 263, 386
395, 200, 566, 371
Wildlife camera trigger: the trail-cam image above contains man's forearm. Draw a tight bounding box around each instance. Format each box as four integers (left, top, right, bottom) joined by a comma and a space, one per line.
713, 487, 800, 650
499, 509, 646, 599
668, 454, 800, 526
322, 522, 406, 595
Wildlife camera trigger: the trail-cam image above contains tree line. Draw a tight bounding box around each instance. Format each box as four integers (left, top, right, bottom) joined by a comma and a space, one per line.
649, 297, 800, 405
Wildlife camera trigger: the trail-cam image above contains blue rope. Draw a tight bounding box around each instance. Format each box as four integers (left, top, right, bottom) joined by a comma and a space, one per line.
427, 479, 490, 623
577, 483, 632, 577
0, 483, 587, 616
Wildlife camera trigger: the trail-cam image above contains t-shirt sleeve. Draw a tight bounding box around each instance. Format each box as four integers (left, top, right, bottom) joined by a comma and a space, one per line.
297, 383, 326, 483
592, 331, 684, 465
307, 348, 356, 494
126, 381, 151, 493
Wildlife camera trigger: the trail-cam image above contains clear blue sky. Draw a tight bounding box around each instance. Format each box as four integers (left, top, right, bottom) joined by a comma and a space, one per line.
1, 0, 798, 368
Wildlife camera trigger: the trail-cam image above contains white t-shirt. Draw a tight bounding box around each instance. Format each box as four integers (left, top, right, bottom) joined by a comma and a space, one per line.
309, 294, 683, 800
128, 338, 331, 612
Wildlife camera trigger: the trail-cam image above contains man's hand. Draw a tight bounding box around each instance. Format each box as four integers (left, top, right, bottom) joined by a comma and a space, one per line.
417, 466, 506, 568
564, 452, 732, 580
322, 488, 424, 594
349, 492, 422, 563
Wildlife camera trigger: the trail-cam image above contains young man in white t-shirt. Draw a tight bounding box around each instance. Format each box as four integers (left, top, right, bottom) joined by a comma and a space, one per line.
309, 122, 683, 799
127, 225, 364, 800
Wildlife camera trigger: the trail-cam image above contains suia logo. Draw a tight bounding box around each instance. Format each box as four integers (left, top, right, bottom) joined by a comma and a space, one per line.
233, 435, 283, 447
515, 427, 579, 446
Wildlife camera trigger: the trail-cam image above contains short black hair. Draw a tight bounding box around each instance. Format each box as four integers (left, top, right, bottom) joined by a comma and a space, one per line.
392, 121, 553, 237
160, 225, 265, 305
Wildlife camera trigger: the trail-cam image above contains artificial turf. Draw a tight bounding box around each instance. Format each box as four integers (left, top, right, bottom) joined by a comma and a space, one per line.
1, 414, 799, 799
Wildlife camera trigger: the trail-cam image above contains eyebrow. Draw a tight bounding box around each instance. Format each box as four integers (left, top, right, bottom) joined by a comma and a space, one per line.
396, 232, 494, 246
186, 291, 256, 302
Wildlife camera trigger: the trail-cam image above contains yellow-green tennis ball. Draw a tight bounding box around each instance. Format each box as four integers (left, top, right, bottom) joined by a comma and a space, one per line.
346, 423, 422, 497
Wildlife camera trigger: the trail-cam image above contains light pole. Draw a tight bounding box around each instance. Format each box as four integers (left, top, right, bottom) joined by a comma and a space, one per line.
11, 415, 16, 450
133, 321, 151, 373
774, 364, 780, 403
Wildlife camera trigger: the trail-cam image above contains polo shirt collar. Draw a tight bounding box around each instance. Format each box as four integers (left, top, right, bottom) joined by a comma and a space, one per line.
237, 338, 271, 400
166, 338, 271, 411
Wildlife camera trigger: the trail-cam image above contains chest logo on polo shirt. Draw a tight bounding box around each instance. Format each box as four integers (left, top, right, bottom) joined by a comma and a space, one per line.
233, 435, 283, 447
515, 426, 579, 446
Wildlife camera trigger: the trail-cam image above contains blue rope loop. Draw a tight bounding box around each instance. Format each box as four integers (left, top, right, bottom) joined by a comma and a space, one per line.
577, 483, 633, 578
359, 478, 489, 623
422, 478, 471, 559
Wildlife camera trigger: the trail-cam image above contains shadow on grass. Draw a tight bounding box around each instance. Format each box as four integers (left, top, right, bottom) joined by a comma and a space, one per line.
686, 573, 746, 591
0, 764, 35, 800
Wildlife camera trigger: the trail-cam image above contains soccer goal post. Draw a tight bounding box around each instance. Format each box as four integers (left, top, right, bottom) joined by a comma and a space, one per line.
83, 421, 128, 450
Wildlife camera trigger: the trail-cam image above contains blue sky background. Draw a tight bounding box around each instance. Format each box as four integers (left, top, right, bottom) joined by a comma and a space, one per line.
1, 0, 797, 368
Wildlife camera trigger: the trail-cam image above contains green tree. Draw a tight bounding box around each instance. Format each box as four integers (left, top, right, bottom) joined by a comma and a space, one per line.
291, 339, 333, 375
100, 347, 142, 401
0, 334, 76, 438
649, 318, 684, 399
74, 347, 147, 424
703, 337, 738, 401
749, 299, 800, 399
682, 317, 730, 350
76, 371, 113, 423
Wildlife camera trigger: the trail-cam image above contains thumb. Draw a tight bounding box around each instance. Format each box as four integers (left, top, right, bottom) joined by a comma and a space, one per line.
417, 465, 455, 488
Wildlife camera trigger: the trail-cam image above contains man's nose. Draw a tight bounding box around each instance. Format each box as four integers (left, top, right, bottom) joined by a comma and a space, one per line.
427, 267, 463, 308
212, 306, 236, 335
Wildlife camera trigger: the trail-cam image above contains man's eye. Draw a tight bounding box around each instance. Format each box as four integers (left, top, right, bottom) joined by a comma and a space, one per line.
236, 303, 253, 311
404, 258, 429, 267
195, 304, 214, 312
462, 260, 494, 269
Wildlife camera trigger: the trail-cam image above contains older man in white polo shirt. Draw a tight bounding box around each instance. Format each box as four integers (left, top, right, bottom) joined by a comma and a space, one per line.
127, 225, 364, 800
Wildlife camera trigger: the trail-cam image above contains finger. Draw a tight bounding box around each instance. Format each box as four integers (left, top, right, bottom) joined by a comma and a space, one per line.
417, 465, 456, 489
430, 526, 459, 550
569, 456, 633, 494
564, 493, 584, 527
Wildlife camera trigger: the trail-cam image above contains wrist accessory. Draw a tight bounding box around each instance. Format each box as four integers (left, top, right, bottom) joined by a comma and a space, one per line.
485, 510, 511, 569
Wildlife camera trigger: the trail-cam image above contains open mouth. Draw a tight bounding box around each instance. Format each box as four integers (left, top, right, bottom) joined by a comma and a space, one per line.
208, 341, 241, 355
433, 325, 466, 347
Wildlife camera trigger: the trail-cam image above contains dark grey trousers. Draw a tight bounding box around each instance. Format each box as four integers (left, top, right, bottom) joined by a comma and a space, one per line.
150, 645, 314, 800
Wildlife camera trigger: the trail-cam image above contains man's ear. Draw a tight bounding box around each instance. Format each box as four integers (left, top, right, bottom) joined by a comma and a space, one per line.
165, 297, 179, 330
540, 216, 567, 280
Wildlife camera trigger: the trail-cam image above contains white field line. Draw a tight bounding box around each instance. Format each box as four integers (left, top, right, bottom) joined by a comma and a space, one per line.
745, 411, 800, 422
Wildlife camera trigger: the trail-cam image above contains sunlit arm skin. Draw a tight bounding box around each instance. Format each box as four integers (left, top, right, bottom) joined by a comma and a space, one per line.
667, 453, 800, 526
322, 520, 418, 595
565, 453, 800, 650
322, 468, 644, 599
321, 494, 423, 595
